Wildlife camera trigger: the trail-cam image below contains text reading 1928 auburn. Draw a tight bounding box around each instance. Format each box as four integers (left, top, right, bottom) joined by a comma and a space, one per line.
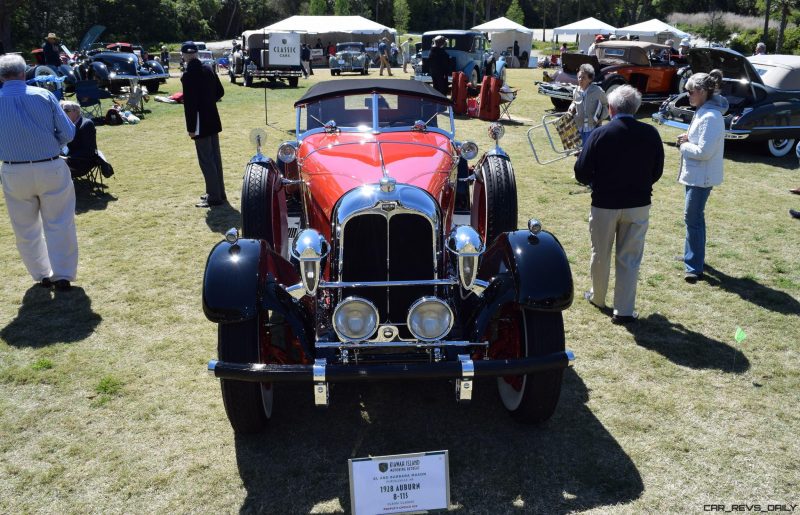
203, 79, 575, 433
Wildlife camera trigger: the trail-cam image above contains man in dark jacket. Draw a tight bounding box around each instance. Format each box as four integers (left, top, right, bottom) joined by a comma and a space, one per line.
574, 84, 664, 324
428, 35, 450, 96
61, 100, 114, 179
181, 41, 226, 208
42, 33, 61, 67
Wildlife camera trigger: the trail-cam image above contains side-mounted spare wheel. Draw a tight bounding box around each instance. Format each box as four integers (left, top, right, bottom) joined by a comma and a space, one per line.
490, 306, 566, 424
218, 317, 273, 433
471, 154, 518, 244
241, 161, 288, 256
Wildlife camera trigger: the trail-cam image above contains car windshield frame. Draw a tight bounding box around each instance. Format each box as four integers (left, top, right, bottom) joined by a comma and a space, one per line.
295, 92, 455, 139
337, 43, 365, 53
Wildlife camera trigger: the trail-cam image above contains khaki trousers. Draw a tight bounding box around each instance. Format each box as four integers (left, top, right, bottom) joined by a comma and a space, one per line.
1, 159, 78, 282
588, 204, 650, 316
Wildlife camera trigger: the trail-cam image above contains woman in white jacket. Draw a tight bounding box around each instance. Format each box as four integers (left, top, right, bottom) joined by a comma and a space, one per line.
676, 69, 728, 283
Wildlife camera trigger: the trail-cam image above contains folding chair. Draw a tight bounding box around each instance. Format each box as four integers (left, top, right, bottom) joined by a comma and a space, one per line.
123, 78, 146, 118
26, 75, 65, 100
74, 80, 112, 120
498, 87, 517, 120
67, 151, 114, 191
527, 111, 582, 165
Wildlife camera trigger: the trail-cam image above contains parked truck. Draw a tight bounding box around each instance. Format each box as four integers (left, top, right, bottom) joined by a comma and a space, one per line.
229, 30, 303, 87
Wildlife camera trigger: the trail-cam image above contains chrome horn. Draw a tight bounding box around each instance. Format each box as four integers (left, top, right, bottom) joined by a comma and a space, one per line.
446, 226, 485, 292
291, 229, 329, 296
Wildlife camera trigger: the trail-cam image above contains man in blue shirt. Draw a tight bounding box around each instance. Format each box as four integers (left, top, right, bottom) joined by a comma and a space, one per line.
0, 54, 78, 291
378, 37, 393, 76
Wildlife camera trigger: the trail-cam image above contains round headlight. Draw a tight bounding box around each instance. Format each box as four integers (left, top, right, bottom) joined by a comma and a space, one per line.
278, 143, 297, 164
407, 297, 454, 341
460, 141, 479, 160
333, 297, 379, 342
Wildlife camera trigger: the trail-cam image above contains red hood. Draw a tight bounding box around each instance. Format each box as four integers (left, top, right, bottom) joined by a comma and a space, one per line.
299, 131, 455, 222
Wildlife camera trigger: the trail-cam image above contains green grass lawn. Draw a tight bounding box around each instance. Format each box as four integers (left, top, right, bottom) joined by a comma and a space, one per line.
0, 67, 798, 513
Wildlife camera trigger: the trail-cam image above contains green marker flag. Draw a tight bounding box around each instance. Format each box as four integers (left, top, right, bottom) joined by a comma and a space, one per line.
734, 327, 747, 344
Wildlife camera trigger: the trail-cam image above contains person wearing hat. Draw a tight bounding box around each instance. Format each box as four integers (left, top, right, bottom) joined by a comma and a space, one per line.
679, 38, 691, 58
42, 33, 61, 67
587, 35, 604, 56
180, 41, 227, 208
160, 45, 170, 71
428, 35, 450, 95
378, 37, 393, 76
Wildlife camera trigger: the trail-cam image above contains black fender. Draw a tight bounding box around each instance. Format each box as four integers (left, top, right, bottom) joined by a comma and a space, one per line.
468, 229, 573, 341
601, 74, 626, 90
734, 101, 800, 138
203, 238, 315, 357
144, 59, 165, 75
90, 61, 110, 81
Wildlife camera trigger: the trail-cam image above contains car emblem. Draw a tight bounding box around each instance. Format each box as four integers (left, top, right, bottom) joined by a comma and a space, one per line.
282, 39, 287, 44
378, 462, 388, 473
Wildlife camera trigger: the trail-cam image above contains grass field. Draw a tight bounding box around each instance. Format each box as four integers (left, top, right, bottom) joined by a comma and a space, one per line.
0, 67, 798, 514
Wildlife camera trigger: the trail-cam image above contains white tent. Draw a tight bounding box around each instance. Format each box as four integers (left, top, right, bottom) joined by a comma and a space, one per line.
552, 17, 616, 54
264, 15, 394, 36
472, 17, 533, 67
615, 19, 689, 44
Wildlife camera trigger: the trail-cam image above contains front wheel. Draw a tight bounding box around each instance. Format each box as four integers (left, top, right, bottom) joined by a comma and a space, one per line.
288, 76, 299, 87
218, 317, 273, 433
492, 307, 565, 424
469, 67, 479, 86
766, 138, 796, 157
471, 155, 518, 244
550, 98, 571, 111
241, 162, 287, 256
244, 72, 253, 87
230, 71, 236, 84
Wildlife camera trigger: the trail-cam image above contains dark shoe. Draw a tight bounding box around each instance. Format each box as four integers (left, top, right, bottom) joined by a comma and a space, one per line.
790, 209, 800, 219
195, 199, 225, 208
611, 313, 638, 325
790, 187, 800, 195
200, 194, 208, 201
100, 162, 114, 178
53, 279, 71, 291
684, 272, 703, 284
39, 277, 52, 288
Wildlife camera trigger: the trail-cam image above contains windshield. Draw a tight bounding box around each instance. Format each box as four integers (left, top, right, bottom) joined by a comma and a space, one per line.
198, 51, 213, 60
337, 44, 364, 53
300, 93, 451, 133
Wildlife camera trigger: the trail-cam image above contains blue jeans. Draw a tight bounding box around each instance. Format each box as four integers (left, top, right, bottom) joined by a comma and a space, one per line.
684, 185, 712, 275
580, 129, 593, 147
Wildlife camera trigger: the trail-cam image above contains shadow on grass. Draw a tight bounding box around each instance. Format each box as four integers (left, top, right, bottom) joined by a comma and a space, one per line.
1, 285, 101, 347
623, 313, 749, 373
74, 182, 118, 214
721, 141, 797, 169
233, 368, 643, 513
205, 202, 241, 234
703, 264, 800, 316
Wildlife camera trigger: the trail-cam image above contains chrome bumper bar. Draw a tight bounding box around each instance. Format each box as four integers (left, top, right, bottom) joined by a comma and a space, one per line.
536, 83, 574, 101
651, 113, 751, 140
208, 350, 575, 383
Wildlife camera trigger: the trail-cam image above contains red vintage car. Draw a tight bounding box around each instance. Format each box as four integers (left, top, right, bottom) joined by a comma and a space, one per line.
203, 79, 575, 433
538, 41, 684, 110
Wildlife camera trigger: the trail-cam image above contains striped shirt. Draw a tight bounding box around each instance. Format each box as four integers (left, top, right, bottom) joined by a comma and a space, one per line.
0, 80, 75, 162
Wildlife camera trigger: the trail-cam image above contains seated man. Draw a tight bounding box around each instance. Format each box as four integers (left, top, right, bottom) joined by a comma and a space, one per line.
60, 101, 113, 178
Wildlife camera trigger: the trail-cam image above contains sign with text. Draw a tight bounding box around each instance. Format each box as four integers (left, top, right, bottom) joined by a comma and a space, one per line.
349, 451, 449, 514
268, 32, 300, 66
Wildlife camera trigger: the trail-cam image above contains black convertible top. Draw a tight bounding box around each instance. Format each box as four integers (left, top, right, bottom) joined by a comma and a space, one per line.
294, 79, 450, 107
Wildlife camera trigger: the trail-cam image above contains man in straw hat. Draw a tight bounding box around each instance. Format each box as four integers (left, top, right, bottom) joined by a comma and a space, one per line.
42, 33, 61, 67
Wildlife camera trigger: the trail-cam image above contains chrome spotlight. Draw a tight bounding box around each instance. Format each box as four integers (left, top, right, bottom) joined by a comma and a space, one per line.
333, 297, 379, 342
528, 218, 542, 235
488, 123, 505, 141
412, 120, 427, 132
407, 297, 454, 341
324, 120, 338, 133
291, 229, 329, 296
459, 141, 479, 160
446, 225, 484, 290
277, 142, 297, 163
224, 227, 239, 244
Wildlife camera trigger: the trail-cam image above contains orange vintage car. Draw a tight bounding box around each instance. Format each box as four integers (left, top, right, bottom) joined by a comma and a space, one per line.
202, 79, 575, 433
538, 41, 685, 110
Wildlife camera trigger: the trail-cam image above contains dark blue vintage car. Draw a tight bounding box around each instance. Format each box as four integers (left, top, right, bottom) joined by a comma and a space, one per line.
414, 30, 486, 85
653, 47, 800, 157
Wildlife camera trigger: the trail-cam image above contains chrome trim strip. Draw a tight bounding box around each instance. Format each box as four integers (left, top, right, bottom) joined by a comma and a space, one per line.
315, 340, 488, 349
459, 355, 475, 378
566, 350, 576, 365
321, 279, 457, 288
313, 359, 327, 382
749, 125, 800, 130
371, 92, 379, 131
208, 360, 218, 375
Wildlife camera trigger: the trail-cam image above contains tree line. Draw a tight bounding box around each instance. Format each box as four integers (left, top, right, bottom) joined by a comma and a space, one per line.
0, 0, 792, 56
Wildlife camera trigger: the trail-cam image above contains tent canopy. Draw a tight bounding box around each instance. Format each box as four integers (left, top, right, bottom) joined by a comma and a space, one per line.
472, 16, 532, 34
615, 19, 689, 39
472, 16, 533, 59
263, 15, 394, 35
552, 17, 616, 36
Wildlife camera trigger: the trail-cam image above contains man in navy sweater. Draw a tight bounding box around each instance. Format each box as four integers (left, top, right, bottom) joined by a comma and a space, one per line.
574, 84, 664, 324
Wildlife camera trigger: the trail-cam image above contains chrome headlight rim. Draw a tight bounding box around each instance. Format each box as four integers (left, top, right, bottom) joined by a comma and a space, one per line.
333, 296, 380, 343
277, 142, 297, 164
406, 296, 454, 342
459, 140, 479, 160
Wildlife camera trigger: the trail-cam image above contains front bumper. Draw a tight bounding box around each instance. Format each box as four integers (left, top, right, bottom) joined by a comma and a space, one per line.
537, 82, 575, 101
651, 112, 750, 140
208, 350, 574, 383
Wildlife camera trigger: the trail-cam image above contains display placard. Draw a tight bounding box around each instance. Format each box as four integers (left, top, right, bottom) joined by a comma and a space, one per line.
349, 451, 449, 514
268, 32, 300, 66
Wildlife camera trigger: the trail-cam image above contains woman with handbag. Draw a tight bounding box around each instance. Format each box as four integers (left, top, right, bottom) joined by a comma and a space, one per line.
568, 64, 608, 146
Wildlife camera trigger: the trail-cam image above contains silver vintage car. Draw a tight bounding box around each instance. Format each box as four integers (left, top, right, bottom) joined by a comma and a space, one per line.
329, 42, 370, 76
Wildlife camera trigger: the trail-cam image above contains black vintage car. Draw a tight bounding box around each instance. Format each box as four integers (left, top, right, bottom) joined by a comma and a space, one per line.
203, 80, 575, 433
328, 42, 370, 75
653, 47, 800, 157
